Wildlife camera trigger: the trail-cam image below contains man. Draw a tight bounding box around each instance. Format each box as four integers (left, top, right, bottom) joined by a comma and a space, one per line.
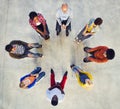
83, 46, 115, 63
29, 11, 50, 40
56, 3, 72, 36
5, 40, 43, 59
46, 69, 68, 106
19, 67, 45, 89
70, 64, 93, 89
75, 17, 103, 43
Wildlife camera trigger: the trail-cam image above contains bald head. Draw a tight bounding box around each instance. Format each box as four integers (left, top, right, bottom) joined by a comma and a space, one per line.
61, 3, 68, 13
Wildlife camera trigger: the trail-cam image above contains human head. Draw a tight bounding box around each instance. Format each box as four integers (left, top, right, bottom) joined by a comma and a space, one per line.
51, 95, 58, 106
29, 11, 37, 20
106, 49, 115, 60
94, 17, 103, 26
85, 79, 93, 88
70, 64, 75, 68
61, 3, 68, 13
5, 44, 13, 52
19, 82, 25, 88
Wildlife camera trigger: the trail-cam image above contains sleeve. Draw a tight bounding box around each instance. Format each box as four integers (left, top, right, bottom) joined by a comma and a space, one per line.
27, 79, 37, 89
56, 9, 62, 25
29, 19, 37, 30
87, 46, 108, 53
9, 53, 26, 59
20, 74, 31, 82
37, 13, 46, 25
88, 56, 108, 63
10, 40, 28, 46
88, 18, 95, 26
46, 89, 51, 100
66, 9, 72, 26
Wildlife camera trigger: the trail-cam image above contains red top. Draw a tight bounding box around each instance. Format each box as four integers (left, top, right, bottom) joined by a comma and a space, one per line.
29, 13, 46, 30
87, 46, 109, 63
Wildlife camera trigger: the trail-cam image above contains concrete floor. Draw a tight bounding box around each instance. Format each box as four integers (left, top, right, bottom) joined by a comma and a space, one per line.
0, 0, 120, 109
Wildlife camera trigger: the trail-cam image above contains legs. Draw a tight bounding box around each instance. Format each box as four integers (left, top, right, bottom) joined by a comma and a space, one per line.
50, 69, 68, 90
36, 71, 45, 82
83, 47, 94, 62
76, 26, 92, 42
66, 22, 71, 36
55, 20, 71, 36
59, 71, 68, 90
26, 51, 43, 58
31, 67, 41, 74
50, 69, 56, 87
56, 21, 61, 35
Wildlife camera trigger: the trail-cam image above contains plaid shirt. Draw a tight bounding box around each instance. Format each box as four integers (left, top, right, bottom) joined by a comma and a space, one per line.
29, 13, 46, 30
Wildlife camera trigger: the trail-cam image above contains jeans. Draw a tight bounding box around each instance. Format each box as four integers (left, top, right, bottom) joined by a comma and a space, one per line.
76, 26, 92, 41
55, 20, 71, 34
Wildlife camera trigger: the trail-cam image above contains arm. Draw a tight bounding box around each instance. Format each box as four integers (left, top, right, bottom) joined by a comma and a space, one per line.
82, 25, 94, 36
48, 85, 65, 94
66, 9, 72, 26
27, 79, 36, 89
9, 53, 26, 59
37, 13, 48, 35
10, 40, 28, 46
56, 9, 62, 25
29, 19, 37, 30
20, 74, 31, 82
88, 57, 108, 63
87, 46, 108, 53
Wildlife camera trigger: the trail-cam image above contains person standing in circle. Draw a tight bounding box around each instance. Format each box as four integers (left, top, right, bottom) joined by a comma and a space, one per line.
29, 11, 50, 40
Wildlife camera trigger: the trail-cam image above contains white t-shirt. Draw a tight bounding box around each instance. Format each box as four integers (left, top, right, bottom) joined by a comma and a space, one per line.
46, 88, 64, 102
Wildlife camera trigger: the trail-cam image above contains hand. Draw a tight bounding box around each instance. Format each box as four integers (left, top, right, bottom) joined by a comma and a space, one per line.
62, 25, 66, 29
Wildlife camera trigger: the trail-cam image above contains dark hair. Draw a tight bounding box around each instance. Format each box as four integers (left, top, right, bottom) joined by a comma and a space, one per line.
106, 49, 115, 60
29, 11, 37, 20
5, 44, 13, 52
51, 96, 58, 106
94, 17, 103, 25
70, 64, 75, 68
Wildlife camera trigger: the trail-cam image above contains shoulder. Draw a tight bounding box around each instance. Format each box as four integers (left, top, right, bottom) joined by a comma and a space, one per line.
88, 18, 95, 25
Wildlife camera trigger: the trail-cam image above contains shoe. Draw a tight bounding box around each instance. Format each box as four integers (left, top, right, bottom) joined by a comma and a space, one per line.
83, 57, 91, 62
51, 69, 54, 74
36, 53, 43, 58
31, 67, 41, 74
84, 47, 91, 52
66, 30, 69, 36
33, 43, 42, 48
56, 31, 60, 36
45, 35, 50, 40
64, 71, 68, 76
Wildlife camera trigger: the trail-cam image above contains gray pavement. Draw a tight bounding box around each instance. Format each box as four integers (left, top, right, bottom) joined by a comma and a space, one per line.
0, 0, 120, 109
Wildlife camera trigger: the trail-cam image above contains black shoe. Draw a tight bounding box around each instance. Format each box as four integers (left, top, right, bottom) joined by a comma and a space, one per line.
51, 69, 54, 74
37, 53, 43, 58
56, 31, 60, 36
45, 35, 50, 40
33, 43, 42, 48
84, 47, 91, 52
66, 30, 69, 36
64, 71, 68, 76
83, 57, 91, 62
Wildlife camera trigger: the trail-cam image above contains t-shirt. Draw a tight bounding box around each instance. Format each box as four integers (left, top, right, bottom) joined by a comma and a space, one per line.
46, 88, 64, 102
56, 8, 72, 26
87, 18, 99, 33
12, 44, 25, 55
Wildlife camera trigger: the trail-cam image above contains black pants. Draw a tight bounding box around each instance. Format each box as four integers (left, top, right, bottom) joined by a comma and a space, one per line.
55, 20, 71, 33
37, 24, 50, 40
